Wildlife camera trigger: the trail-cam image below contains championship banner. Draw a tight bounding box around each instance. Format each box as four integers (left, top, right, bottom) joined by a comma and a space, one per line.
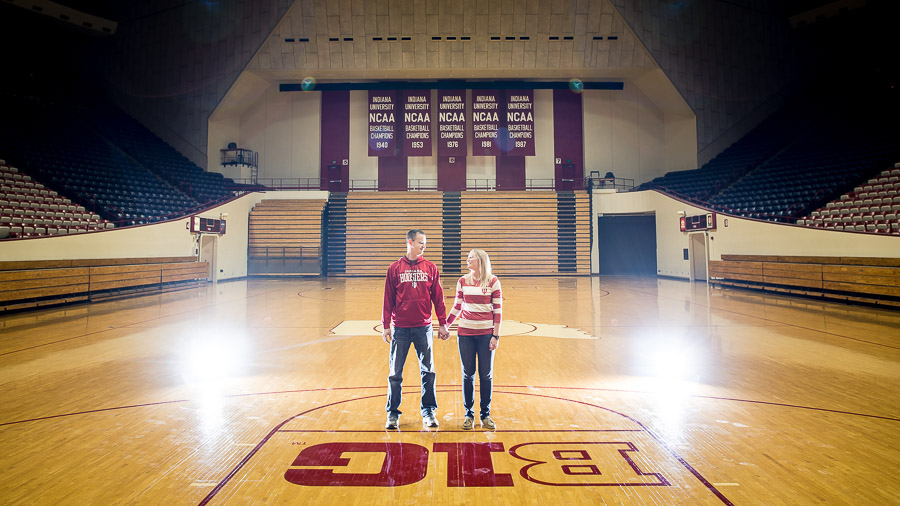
368, 91, 397, 156
504, 90, 535, 156
471, 90, 502, 156
402, 90, 432, 156
437, 89, 467, 157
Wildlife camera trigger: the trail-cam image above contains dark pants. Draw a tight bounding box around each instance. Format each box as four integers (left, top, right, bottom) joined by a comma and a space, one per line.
386, 325, 437, 417
457, 333, 494, 419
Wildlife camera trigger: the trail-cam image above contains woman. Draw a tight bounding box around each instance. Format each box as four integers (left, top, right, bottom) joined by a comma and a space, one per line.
446, 249, 502, 430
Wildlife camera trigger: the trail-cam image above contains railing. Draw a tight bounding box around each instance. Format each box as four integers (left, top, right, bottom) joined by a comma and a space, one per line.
213, 176, 640, 192
249, 245, 321, 260
408, 179, 438, 191
350, 179, 378, 191
526, 178, 557, 190
466, 179, 496, 191
220, 148, 258, 168
230, 177, 322, 190
248, 245, 321, 275
586, 176, 635, 192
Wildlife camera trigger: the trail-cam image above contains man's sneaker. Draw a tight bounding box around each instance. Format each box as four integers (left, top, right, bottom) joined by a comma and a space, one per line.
423, 413, 439, 428
481, 416, 496, 430
462, 416, 474, 430
385, 414, 399, 430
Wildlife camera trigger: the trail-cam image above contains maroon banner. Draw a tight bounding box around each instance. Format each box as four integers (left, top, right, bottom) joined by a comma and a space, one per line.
437, 89, 467, 157
402, 90, 432, 156
471, 90, 502, 156
368, 91, 397, 156
504, 90, 535, 156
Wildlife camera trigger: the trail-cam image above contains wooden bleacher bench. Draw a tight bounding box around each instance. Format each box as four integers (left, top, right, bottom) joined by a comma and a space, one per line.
248, 199, 326, 275
337, 191, 590, 276
460, 191, 590, 275
709, 255, 900, 308
343, 192, 444, 276
0, 257, 209, 311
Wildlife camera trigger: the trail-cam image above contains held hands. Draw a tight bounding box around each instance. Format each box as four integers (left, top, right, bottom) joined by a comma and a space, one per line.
383, 326, 450, 342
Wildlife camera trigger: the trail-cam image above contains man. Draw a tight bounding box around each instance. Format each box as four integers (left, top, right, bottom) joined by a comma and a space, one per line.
383, 229, 450, 430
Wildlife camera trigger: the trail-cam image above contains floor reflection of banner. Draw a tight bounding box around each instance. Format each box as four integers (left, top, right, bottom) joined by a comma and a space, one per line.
369, 91, 397, 156
402, 90, 432, 156
472, 90, 502, 156
437, 89, 467, 157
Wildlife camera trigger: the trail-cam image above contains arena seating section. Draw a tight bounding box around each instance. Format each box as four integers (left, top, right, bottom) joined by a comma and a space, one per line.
0, 257, 209, 311
709, 255, 900, 308
0, 91, 239, 239
342, 192, 445, 276
325, 191, 590, 277
0, 162, 112, 239
797, 168, 900, 234
459, 191, 590, 276
640, 85, 900, 235
248, 199, 327, 275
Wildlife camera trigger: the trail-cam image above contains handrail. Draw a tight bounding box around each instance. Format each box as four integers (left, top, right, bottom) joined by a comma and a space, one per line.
408, 179, 438, 191
586, 176, 635, 191
230, 177, 321, 189
466, 179, 495, 191
249, 245, 321, 259
350, 179, 378, 191
218, 176, 637, 192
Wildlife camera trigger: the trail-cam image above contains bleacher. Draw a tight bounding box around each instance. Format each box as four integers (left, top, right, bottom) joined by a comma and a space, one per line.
0, 162, 113, 239
90, 107, 235, 205
0, 257, 209, 311
797, 166, 900, 234
708, 126, 897, 222
640, 84, 900, 231
248, 199, 327, 275
642, 97, 810, 203
0, 91, 238, 234
325, 191, 590, 277
459, 191, 590, 276
709, 255, 900, 308
342, 192, 444, 276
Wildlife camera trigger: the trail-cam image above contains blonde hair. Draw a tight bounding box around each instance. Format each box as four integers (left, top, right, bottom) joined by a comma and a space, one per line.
464, 249, 493, 288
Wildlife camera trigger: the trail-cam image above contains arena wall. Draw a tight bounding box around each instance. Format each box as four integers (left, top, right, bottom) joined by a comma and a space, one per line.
593, 190, 900, 279
0, 192, 328, 282
213, 85, 677, 186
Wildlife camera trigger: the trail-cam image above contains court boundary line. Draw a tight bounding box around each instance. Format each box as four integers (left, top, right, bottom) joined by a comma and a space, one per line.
2, 384, 898, 427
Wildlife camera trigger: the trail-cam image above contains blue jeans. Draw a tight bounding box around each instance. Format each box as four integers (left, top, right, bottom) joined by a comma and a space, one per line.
457, 333, 494, 419
386, 325, 437, 417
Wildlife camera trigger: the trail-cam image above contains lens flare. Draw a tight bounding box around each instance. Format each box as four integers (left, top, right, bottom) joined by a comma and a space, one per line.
569, 78, 584, 93
496, 127, 513, 152
301, 77, 316, 91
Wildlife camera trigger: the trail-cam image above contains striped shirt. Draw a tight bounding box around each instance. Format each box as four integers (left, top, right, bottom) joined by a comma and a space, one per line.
446, 275, 502, 336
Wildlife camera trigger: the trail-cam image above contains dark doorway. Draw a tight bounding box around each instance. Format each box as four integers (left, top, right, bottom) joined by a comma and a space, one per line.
597, 215, 657, 275
327, 163, 344, 192
559, 163, 578, 190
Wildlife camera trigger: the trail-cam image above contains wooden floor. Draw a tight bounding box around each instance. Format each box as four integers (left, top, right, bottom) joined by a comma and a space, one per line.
0, 276, 898, 504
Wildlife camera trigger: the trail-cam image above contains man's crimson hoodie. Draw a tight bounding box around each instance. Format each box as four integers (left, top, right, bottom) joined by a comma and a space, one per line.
383, 255, 447, 329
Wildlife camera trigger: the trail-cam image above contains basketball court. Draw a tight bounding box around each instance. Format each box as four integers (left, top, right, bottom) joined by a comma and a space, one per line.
1, 276, 897, 504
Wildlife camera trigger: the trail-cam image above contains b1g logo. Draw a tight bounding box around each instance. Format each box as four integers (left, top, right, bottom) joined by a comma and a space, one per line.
284, 441, 668, 487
